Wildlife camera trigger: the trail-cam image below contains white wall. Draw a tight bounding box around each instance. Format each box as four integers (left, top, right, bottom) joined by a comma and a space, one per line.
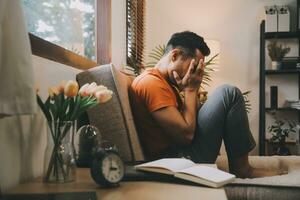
145, 0, 298, 155
111, 0, 127, 68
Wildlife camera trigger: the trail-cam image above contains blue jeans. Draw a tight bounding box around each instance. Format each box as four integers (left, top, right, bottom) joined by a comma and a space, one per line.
162, 84, 256, 163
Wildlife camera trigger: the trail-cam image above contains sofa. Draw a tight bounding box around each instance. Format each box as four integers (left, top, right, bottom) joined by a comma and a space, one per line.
76, 64, 300, 200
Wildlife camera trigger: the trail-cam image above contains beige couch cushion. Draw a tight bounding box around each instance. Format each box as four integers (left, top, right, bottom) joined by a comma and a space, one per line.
76, 64, 144, 162
110, 65, 144, 161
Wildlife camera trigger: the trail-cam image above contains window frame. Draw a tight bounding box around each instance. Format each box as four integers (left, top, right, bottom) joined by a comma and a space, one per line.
28, 0, 111, 70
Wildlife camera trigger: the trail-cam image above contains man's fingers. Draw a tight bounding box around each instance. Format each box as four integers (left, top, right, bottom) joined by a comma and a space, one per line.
197, 59, 204, 70
200, 59, 205, 70
182, 59, 195, 81
187, 59, 195, 75
173, 71, 181, 84
196, 59, 205, 75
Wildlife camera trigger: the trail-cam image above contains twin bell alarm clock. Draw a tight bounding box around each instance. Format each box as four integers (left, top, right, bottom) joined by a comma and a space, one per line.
90, 141, 125, 187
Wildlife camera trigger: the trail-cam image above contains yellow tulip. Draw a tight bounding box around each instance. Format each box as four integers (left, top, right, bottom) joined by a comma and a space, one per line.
95, 89, 113, 103
58, 80, 67, 93
64, 80, 79, 97
35, 85, 40, 94
48, 87, 59, 98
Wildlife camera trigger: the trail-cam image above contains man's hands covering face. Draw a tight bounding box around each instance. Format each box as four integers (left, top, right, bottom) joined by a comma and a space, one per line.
173, 59, 205, 91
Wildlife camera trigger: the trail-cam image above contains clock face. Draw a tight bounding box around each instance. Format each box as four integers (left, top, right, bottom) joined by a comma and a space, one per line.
101, 153, 124, 183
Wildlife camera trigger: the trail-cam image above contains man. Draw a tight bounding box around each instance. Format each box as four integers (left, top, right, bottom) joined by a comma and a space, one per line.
129, 31, 281, 178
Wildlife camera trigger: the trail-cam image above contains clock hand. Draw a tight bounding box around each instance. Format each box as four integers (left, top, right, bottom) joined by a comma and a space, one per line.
109, 157, 113, 168
109, 158, 118, 171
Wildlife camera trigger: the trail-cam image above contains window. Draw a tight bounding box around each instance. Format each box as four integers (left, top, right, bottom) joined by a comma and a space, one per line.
22, 0, 96, 61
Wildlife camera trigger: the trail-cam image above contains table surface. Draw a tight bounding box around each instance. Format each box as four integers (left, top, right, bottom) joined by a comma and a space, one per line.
6, 168, 228, 200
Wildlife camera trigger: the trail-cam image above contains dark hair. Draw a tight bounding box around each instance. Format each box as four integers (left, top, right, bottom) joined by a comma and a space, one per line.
165, 31, 210, 58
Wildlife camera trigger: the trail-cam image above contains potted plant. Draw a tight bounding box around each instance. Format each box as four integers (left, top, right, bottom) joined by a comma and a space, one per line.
268, 112, 298, 155
37, 80, 113, 183
267, 40, 291, 70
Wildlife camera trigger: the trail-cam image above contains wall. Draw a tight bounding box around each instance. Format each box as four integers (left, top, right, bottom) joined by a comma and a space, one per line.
111, 0, 127, 68
145, 0, 298, 155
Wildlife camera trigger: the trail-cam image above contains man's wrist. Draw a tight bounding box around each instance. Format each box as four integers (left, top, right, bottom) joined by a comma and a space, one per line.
183, 87, 198, 92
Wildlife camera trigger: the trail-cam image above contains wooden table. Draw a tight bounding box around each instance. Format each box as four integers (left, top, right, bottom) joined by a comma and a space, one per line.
6, 168, 227, 200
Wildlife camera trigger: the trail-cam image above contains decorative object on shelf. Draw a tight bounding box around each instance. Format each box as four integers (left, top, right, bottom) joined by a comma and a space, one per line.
284, 99, 300, 109
268, 112, 298, 155
270, 86, 278, 109
265, 5, 278, 32
267, 40, 290, 70
264, 5, 290, 32
281, 57, 300, 70
37, 80, 113, 183
242, 91, 252, 114
277, 5, 290, 32
74, 125, 102, 167
90, 142, 125, 187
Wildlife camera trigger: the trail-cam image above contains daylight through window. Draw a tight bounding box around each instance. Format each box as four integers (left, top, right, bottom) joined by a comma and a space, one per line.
22, 0, 96, 61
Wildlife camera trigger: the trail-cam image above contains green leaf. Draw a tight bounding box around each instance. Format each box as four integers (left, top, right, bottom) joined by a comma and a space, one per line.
56, 93, 65, 120
49, 102, 58, 121
36, 95, 52, 122
69, 95, 82, 121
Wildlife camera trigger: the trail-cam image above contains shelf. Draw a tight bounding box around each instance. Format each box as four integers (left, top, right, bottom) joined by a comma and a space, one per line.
265, 107, 300, 111
265, 69, 300, 74
265, 139, 297, 144
264, 31, 300, 39
259, 16, 300, 156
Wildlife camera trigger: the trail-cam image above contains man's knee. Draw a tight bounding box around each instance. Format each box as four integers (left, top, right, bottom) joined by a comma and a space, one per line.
217, 84, 243, 102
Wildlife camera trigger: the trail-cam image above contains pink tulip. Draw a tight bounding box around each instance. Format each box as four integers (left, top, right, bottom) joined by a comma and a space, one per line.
78, 83, 90, 97
86, 82, 97, 95
91, 85, 107, 95
64, 80, 79, 97
95, 89, 113, 103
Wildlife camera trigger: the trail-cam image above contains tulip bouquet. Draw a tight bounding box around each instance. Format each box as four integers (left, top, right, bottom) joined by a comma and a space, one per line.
37, 80, 113, 183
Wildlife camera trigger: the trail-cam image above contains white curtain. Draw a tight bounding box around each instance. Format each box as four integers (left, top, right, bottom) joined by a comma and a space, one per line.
0, 0, 36, 117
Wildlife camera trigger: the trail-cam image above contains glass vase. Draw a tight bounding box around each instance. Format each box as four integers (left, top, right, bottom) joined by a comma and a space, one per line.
43, 121, 76, 183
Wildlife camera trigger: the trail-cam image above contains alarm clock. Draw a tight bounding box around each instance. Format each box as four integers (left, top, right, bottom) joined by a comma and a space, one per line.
90, 148, 125, 187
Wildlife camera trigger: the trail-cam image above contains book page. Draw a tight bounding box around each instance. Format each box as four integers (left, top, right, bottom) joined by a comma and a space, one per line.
135, 158, 195, 172
176, 165, 235, 183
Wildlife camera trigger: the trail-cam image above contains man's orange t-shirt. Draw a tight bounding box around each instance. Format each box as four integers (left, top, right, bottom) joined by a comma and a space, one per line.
129, 68, 180, 159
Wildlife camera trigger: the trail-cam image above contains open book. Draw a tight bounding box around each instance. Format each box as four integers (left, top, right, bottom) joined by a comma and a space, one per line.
135, 158, 235, 188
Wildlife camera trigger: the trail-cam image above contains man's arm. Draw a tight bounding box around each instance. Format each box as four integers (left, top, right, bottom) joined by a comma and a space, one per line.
151, 59, 204, 146
151, 89, 198, 145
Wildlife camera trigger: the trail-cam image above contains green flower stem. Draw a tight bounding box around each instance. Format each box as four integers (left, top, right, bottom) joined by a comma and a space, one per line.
44, 122, 70, 182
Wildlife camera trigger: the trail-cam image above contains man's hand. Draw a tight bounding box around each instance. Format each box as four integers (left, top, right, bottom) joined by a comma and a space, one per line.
173, 59, 205, 91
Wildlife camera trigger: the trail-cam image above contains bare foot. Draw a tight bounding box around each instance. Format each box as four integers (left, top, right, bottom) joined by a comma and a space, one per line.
229, 153, 289, 179
247, 167, 288, 178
